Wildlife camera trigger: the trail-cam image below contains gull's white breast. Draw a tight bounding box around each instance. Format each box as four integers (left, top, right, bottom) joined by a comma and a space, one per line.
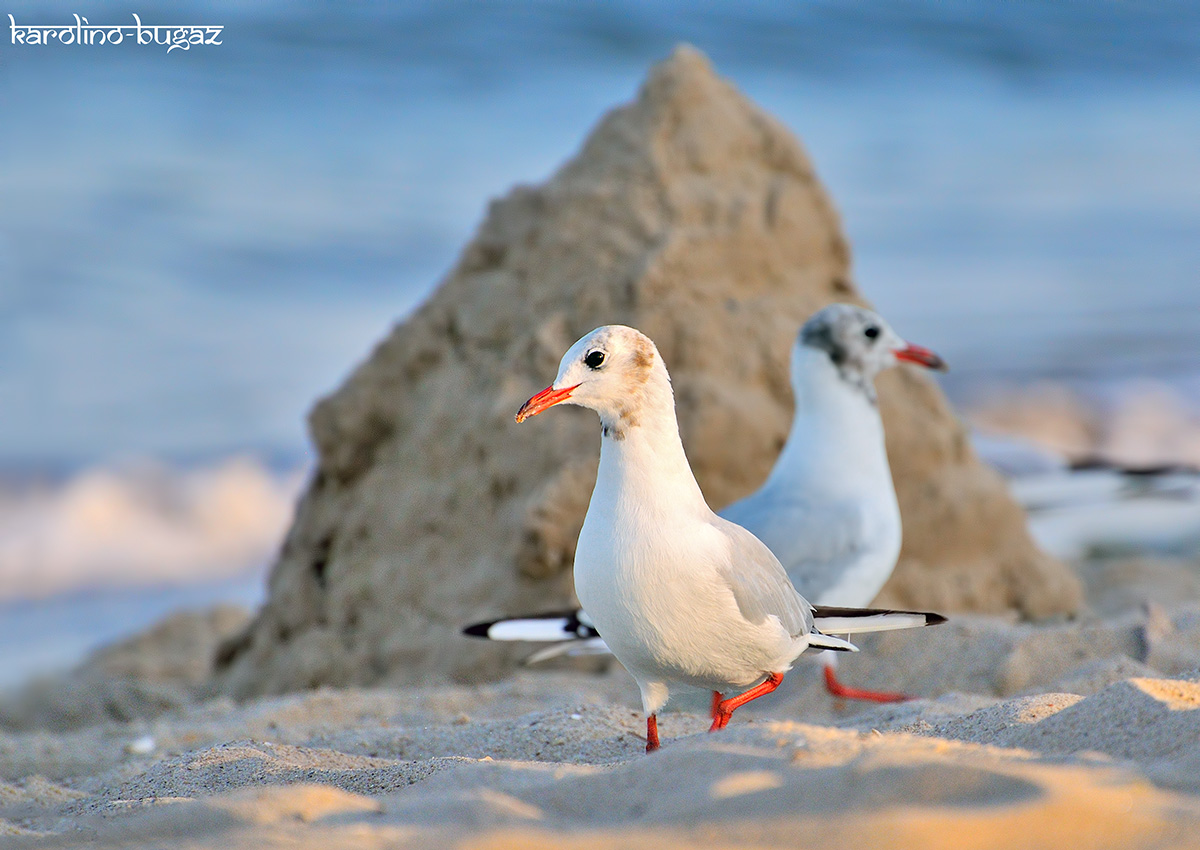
573, 486, 801, 692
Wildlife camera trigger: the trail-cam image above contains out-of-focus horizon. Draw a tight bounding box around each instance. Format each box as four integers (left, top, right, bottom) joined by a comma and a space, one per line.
1, 1, 1198, 681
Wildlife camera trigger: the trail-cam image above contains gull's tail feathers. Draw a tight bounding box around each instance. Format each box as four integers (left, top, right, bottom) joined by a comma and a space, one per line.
463, 607, 945, 665
462, 609, 599, 642
462, 609, 607, 666
811, 606, 947, 635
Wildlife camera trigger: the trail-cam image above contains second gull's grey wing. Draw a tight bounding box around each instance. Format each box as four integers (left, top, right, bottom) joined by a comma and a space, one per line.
711, 516, 815, 639
720, 490, 878, 602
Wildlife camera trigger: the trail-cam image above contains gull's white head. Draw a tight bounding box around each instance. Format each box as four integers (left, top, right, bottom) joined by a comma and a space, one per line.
798, 304, 946, 400
516, 325, 666, 439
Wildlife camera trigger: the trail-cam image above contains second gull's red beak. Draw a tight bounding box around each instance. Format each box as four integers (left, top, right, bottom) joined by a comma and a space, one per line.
516, 384, 580, 423
894, 343, 948, 371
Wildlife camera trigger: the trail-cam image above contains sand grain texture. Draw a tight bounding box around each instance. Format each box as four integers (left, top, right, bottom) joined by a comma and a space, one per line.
6, 662, 1200, 849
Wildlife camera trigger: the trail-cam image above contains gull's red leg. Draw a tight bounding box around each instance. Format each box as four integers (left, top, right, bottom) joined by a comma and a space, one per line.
823, 665, 911, 703
646, 713, 660, 753
709, 672, 784, 732
710, 691, 723, 724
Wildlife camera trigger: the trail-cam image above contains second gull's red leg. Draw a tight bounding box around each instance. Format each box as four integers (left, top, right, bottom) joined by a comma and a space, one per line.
823, 665, 911, 703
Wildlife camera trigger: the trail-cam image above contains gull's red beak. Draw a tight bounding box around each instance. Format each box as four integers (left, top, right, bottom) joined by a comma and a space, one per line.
515, 383, 580, 423
894, 343, 948, 372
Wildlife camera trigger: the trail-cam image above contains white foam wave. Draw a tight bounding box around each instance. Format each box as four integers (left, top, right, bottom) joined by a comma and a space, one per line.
968, 382, 1200, 559
968, 380, 1200, 469
0, 457, 305, 600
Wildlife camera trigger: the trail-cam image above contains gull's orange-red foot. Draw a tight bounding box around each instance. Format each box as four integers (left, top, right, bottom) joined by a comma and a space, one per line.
823, 666, 912, 703
646, 713, 660, 752
709, 672, 784, 732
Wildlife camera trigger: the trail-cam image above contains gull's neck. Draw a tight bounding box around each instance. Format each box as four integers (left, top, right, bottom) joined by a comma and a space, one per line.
764, 347, 893, 499
593, 377, 710, 519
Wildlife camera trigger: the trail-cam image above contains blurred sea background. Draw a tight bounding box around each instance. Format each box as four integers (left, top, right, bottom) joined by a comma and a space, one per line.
0, 0, 1197, 686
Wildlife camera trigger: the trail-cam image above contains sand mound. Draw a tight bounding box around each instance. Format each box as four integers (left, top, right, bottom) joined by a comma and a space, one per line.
213, 45, 1078, 698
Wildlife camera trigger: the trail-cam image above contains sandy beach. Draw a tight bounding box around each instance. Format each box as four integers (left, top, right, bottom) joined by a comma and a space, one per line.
0, 548, 1197, 848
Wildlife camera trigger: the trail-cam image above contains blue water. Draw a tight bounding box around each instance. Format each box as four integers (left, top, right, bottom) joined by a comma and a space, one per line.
1, 2, 1198, 687
1, 0, 1197, 467
0, 572, 265, 687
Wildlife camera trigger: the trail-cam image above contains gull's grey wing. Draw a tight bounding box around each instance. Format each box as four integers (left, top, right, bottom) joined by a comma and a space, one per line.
719, 489, 876, 603
711, 516, 815, 639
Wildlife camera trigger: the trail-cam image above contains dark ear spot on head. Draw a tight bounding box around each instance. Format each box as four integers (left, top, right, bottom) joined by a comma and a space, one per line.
801, 320, 844, 365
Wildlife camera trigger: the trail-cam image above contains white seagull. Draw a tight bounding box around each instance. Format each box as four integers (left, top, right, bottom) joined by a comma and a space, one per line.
466, 305, 947, 704
502, 323, 944, 751
721, 303, 946, 700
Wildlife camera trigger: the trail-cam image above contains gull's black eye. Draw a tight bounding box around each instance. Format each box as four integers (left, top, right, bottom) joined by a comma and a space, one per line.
863, 326, 880, 340
584, 350, 606, 370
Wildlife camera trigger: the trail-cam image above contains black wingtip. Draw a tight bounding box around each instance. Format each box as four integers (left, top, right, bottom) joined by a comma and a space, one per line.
926, 612, 948, 626
462, 621, 495, 638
